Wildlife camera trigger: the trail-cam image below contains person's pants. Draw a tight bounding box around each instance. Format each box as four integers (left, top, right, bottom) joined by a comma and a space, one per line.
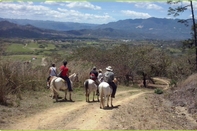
47, 76, 51, 81
61, 76, 72, 91
108, 82, 117, 97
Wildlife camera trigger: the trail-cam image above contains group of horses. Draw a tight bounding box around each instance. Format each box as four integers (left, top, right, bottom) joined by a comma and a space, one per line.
49, 73, 117, 109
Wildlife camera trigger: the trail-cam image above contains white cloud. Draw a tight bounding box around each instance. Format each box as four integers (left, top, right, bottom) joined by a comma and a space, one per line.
0, 2, 113, 24
43, 1, 67, 6
121, 10, 151, 19
57, 7, 114, 23
135, 2, 163, 10
66, 2, 101, 10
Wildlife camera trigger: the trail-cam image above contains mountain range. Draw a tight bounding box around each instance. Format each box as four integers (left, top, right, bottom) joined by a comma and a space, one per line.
0, 17, 193, 40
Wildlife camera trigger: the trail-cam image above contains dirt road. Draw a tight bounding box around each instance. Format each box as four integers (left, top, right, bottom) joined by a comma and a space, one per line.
2, 78, 196, 130
3, 89, 145, 130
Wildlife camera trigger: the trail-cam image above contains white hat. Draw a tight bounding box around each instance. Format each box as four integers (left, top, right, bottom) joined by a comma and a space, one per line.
106, 66, 113, 71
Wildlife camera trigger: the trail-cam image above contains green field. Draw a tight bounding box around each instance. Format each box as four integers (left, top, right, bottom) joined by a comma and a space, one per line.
6, 43, 56, 54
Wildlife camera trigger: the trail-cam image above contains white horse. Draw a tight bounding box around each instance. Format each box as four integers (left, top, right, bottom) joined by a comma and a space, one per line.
99, 81, 113, 109
84, 79, 99, 102
49, 73, 78, 102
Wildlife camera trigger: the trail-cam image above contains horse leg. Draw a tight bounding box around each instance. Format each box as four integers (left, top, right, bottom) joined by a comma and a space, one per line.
93, 91, 95, 102
88, 94, 90, 102
65, 90, 68, 101
111, 97, 113, 107
97, 94, 99, 102
54, 91, 58, 102
69, 92, 73, 101
107, 95, 109, 107
100, 95, 103, 109
103, 96, 106, 109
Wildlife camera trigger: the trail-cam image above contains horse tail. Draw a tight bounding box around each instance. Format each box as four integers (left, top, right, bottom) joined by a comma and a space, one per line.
99, 83, 104, 108
84, 80, 89, 96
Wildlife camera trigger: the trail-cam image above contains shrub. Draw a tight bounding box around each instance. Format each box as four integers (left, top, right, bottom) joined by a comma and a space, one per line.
0, 60, 47, 106
154, 88, 163, 94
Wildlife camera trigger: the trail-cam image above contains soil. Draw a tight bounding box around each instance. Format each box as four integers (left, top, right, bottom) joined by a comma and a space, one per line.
0, 77, 197, 130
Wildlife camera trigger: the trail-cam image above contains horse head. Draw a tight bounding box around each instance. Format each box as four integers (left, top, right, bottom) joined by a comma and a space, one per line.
69, 73, 79, 82
113, 77, 118, 85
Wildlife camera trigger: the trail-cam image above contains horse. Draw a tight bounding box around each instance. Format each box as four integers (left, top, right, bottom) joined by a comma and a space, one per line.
84, 79, 99, 102
49, 73, 78, 102
98, 81, 113, 109
98, 78, 118, 109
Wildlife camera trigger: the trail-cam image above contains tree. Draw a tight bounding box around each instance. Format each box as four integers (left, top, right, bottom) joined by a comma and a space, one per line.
167, 0, 197, 70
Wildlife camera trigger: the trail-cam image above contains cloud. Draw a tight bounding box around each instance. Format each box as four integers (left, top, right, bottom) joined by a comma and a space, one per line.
0, 2, 112, 24
66, 2, 101, 10
135, 2, 163, 10
57, 8, 114, 23
0, 2, 50, 18
121, 10, 151, 19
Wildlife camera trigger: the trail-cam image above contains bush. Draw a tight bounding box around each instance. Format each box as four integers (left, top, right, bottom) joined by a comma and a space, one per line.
0, 60, 47, 106
154, 88, 163, 94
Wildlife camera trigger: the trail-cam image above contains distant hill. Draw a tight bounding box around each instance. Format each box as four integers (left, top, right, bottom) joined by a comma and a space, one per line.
0, 21, 68, 39
0, 18, 98, 31
0, 17, 194, 40
94, 17, 192, 40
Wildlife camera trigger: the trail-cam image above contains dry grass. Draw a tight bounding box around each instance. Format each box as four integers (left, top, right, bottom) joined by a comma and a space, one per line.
180, 73, 197, 88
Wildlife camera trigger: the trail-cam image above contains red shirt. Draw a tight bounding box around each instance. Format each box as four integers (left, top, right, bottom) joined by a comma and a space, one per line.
60, 65, 69, 77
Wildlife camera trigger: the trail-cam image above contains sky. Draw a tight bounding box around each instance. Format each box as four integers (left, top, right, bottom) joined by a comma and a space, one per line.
0, 0, 197, 24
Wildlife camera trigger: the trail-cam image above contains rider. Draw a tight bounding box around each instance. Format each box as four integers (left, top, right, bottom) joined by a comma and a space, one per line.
89, 66, 99, 95
46, 63, 57, 88
103, 66, 117, 98
59, 61, 73, 92
98, 69, 104, 83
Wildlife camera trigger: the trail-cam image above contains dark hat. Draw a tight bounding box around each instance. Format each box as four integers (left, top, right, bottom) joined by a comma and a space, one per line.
63, 61, 67, 65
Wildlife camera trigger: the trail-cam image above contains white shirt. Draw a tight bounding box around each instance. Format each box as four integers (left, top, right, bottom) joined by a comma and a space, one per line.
98, 72, 104, 83
50, 67, 57, 76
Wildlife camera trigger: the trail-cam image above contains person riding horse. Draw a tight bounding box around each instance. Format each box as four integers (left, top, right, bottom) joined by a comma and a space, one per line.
47, 63, 57, 88
89, 66, 99, 95
103, 66, 117, 98
59, 61, 73, 92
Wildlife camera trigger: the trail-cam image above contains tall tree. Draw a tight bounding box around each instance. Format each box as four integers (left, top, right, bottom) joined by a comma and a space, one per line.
167, 0, 197, 70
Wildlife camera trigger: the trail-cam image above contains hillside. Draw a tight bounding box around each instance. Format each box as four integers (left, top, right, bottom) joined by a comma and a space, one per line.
0, 17, 193, 40
0, 21, 71, 39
